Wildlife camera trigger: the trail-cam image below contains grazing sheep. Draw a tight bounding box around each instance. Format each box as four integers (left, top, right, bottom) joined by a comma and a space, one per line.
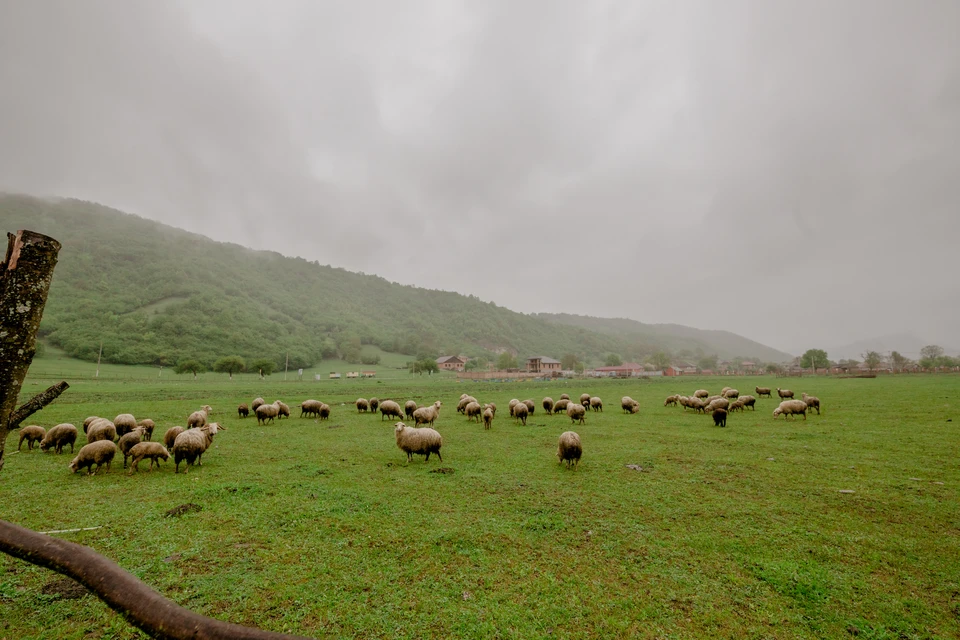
508, 399, 520, 417
114, 414, 138, 437
705, 398, 730, 413
664, 395, 679, 407
542, 397, 555, 415
251, 397, 265, 412
687, 398, 707, 414
721, 387, 731, 395
694, 389, 709, 399
704, 395, 722, 405
187, 409, 208, 429
127, 442, 170, 473
567, 403, 586, 425
404, 400, 418, 419
356, 398, 370, 413
773, 400, 807, 420
117, 427, 145, 468
513, 402, 529, 425
484, 402, 497, 417
553, 398, 570, 413
464, 401, 483, 423
173, 423, 224, 473
728, 399, 745, 413
589, 397, 603, 412
557, 431, 582, 468
755, 387, 772, 398
82, 416, 100, 434
369, 398, 380, 413
138, 419, 156, 441
86, 420, 117, 444
723, 389, 740, 399
276, 401, 290, 420
394, 421, 442, 463
712, 408, 728, 428
18, 425, 46, 451
255, 402, 280, 424
579, 393, 591, 407
200, 405, 213, 415
522, 399, 536, 415
378, 400, 403, 421
411, 401, 442, 426
621, 397, 640, 414
482, 407, 494, 430
69, 440, 117, 475
459, 393, 469, 401
738, 395, 757, 410
559, 393, 570, 401
777, 388, 795, 400
457, 396, 478, 414
238, 403, 249, 419
163, 427, 185, 450
301, 399, 324, 418
801, 393, 821, 415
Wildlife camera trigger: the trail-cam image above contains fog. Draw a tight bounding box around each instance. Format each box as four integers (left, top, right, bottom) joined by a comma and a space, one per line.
1, 0, 957, 355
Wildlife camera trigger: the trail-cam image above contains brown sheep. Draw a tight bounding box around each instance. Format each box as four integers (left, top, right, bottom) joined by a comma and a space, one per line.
138, 419, 156, 441
738, 395, 757, 410
621, 397, 639, 414
712, 408, 727, 427
482, 407, 494, 430
86, 420, 117, 444
369, 398, 380, 413
114, 414, 138, 437
694, 390, 709, 399
557, 431, 582, 468
69, 440, 117, 475
513, 402, 529, 425
163, 426, 185, 450
777, 388, 795, 400
356, 398, 370, 413
567, 403, 586, 425
237, 403, 249, 418
723, 389, 740, 399
542, 397, 555, 415
464, 401, 483, 423
664, 395, 679, 407
801, 393, 821, 414
522, 399, 536, 415
589, 397, 603, 412
18, 425, 46, 451
553, 398, 570, 413
127, 442, 170, 473
404, 400, 418, 419
579, 393, 591, 407
379, 400, 404, 421
755, 387, 772, 398
559, 393, 570, 401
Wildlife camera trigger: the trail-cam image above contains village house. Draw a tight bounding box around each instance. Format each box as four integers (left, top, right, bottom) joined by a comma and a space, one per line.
436, 356, 467, 372
526, 356, 562, 374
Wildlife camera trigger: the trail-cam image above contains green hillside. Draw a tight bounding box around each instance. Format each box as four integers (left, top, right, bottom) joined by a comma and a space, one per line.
1, 194, 791, 368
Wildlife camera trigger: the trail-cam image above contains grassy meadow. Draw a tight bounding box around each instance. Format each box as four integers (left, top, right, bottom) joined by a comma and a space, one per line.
1, 363, 959, 639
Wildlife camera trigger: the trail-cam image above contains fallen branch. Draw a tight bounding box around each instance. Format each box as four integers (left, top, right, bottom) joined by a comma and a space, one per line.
9, 380, 69, 429
0, 519, 314, 639
37, 525, 103, 535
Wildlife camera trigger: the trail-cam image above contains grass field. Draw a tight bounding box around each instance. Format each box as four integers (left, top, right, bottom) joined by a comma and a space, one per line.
2, 369, 958, 639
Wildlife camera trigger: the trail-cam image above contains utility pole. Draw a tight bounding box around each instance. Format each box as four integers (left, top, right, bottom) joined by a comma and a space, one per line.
95, 341, 102, 378
284, 353, 289, 381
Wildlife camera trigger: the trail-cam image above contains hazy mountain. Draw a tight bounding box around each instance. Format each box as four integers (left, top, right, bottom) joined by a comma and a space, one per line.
815, 333, 960, 361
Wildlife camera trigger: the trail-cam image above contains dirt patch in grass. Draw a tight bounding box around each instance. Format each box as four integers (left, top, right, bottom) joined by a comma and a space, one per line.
41, 578, 87, 600
164, 503, 202, 517
430, 467, 455, 474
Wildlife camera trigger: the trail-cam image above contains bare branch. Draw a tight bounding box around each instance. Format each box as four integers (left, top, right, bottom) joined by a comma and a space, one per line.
9, 381, 69, 429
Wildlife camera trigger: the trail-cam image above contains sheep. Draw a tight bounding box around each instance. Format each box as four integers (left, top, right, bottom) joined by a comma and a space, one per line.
464, 401, 482, 423
86, 419, 117, 444
301, 399, 324, 418
738, 395, 757, 410
117, 427, 146, 468
69, 440, 117, 475
201, 405, 213, 415
704, 395, 722, 405
276, 401, 290, 420
251, 397, 265, 412
404, 400, 418, 419
621, 397, 640, 414
553, 398, 570, 413
694, 389, 709, 399
801, 393, 821, 415
484, 402, 497, 417
410, 401, 441, 427
318, 403, 331, 420
513, 402, 529, 425
114, 414, 137, 437
559, 393, 570, 401
18, 425, 46, 451
459, 393, 470, 401
773, 400, 807, 420
755, 387, 772, 398
589, 396, 603, 412
664, 395, 679, 407
369, 398, 380, 413
712, 408, 728, 428
255, 402, 279, 424
163, 427, 185, 450
705, 398, 730, 413
238, 403, 249, 418
721, 387, 731, 395
567, 403, 586, 425
579, 393, 591, 407
82, 416, 100, 434
127, 442, 170, 473
187, 409, 208, 429
687, 398, 707, 414
356, 398, 370, 413
380, 400, 404, 421
542, 397, 555, 415
138, 419, 156, 441
482, 407, 494, 430
522, 399, 536, 415
173, 423, 224, 473
728, 399, 745, 413
394, 421, 442, 463
777, 388, 795, 400
457, 396, 478, 414
508, 399, 520, 416
557, 431, 582, 468
723, 388, 740, 399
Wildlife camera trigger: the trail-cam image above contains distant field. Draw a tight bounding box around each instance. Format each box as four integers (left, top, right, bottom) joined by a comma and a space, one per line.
2, 373, 958, 639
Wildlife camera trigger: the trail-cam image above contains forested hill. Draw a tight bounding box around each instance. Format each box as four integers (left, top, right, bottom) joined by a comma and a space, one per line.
2, 194, 790, 367
535, 313, 793, 363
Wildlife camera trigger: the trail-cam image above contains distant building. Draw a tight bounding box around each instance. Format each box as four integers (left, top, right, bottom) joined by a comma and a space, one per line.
361, 370, 376, 378
593, 362, 645, 378
436, 356, 467, 372
664, 366, 683, 377
526, 356, 562, 374
329, 372, 341, 379
346, 371, 359, 378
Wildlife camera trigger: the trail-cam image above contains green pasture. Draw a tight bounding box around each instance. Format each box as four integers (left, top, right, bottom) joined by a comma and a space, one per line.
1, 369, 958, 639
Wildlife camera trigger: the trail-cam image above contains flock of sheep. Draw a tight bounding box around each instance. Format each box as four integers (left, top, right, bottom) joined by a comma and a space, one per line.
664, 386, 822, 427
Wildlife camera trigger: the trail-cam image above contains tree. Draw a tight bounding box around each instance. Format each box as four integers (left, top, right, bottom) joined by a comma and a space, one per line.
697, 354, 718, 372
650, 351, 671, 371
409, 357, 438, 375
766, 362, 783, 375
800, 349, 829, 371
862, 351, 882, 371
730, 356, 744, 372
604, 353, 623, 367
561, 353, 581, 371
173, 359, 205, 379
213, 356, 246, 379
574, 361, 585, 374
920, 345, 944, 369
250, 358, 276, 377
465, 356, 488, 372
496, 352, 518, 370
890, 351, 908, 371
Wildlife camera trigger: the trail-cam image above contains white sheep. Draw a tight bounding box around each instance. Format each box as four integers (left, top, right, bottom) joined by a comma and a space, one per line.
394, 421, 443, 463
773, 400, 807, 420
589, 396, 603, 412
482, 407, 494, 430
173, 422, 225, 473
801, 393, 821, 414
413, 401, 442, 426
557, 431, 582, 468
621, 397, 640, 414
114, 413, 138, 437
380, 400, 405, 421
86, 419, 117, 444
256, 402, 280, 424
40, 424, 77, 454
127, 442, 170, 473
567, 403, 586, 425
464, 401, 482, 423
69, 440, 117, 475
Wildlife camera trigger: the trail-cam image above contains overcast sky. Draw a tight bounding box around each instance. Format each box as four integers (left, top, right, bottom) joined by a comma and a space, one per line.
1, 0, 957, 355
